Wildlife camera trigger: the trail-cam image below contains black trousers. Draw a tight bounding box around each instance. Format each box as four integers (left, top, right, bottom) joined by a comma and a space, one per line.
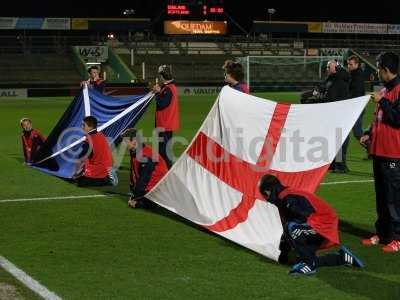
373, 158, 400, 242
134, 197, 157, 209
158, 131, 173, 169
76, 176, 110, 187
284, 222, 343, 267
130, 189, 157, 209
332, 136, 350, 168
352, 110, 365, 140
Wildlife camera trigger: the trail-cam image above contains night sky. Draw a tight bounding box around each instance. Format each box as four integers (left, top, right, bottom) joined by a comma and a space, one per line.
2, 1, 397, 25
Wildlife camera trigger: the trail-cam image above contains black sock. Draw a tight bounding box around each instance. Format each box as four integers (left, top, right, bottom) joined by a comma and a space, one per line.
316, 252, 343, 267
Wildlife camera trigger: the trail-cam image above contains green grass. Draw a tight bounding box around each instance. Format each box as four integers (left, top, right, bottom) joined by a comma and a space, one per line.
0, 92, 399, 300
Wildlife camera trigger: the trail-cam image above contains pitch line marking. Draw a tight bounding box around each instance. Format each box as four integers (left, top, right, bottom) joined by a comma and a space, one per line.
0, 194, 110, 203
321, 179, 374, 186
0, 180, 374, 203
0, 255, 62, 300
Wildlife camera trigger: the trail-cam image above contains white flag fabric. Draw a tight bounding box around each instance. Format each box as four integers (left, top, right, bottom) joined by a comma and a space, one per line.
147, 86, 370, 261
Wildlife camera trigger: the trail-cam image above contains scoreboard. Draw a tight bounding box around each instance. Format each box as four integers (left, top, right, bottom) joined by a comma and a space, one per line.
166, 0, 225, 20
164, 0, 226, 35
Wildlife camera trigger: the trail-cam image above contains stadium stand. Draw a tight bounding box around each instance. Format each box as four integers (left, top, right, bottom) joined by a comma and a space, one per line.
2, 33, 400, 88
0, 53, 81, 84
118, 52, 232, 84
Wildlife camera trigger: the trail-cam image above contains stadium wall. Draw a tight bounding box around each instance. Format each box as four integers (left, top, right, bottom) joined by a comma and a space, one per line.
0, 83, 148, 97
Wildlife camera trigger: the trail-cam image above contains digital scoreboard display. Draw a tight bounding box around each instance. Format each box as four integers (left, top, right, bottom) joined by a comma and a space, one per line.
165, 1, 226, 34
166, 0, 225, 19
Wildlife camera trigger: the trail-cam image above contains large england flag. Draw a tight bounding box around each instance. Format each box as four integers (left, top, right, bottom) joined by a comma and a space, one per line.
147, 86, 369, 261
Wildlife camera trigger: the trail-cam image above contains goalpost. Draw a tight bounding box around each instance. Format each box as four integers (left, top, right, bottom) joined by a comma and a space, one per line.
237, 55, 344, 92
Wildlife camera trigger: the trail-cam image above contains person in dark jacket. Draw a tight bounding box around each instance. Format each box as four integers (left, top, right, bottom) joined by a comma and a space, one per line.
347, 55, 371, 160
348, 55, 366, 139
301, 60, 350, 105
319, 60, 351, 103
361, 52, 400, 253
319, 61, 352, 172
121, 128, 168, 209
258, 174, 364, 276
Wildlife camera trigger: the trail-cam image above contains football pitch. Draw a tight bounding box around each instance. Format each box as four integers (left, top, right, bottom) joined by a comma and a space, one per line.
0, 92, 399, 299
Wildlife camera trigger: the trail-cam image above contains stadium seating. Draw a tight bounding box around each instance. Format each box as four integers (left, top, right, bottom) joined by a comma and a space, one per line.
0, 53, 81, 85
119, 53, 232, 84
2, 33, 400, 87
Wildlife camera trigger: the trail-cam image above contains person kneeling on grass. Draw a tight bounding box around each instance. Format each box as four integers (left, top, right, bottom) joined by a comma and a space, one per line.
121, 128, 168, 209
20, 117, 46, 164
73, 116, 118, 187
258, 174, 364, 276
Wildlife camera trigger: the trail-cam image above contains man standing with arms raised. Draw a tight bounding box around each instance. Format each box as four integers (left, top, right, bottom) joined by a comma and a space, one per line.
153, 65, 180, 169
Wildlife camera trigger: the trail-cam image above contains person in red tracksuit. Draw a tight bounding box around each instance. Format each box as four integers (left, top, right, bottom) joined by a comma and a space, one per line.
258, 174, 364, 276
20, 118, 46, 164
222, 60, 249, 94
74, 116, 116, 187
360, 52, 400, 252
121, 128, 168, 209
153, 65, 180, 169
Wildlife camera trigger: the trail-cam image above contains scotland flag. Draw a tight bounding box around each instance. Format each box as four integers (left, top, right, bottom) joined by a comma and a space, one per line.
32, 86, 153, 179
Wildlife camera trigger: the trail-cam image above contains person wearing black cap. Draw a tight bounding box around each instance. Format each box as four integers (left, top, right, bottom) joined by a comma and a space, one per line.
258, 174, 364, 276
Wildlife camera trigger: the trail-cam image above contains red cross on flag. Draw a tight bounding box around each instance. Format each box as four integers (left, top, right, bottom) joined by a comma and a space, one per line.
147, 86, 370, 261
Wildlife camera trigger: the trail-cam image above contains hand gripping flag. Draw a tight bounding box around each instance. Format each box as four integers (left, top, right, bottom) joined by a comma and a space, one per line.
147, 86, 369, 261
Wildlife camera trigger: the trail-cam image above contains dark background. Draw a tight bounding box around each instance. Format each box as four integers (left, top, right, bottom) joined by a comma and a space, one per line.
2, 1, 396, 24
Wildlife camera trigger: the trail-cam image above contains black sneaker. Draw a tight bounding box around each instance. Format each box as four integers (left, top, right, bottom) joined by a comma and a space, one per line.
332, 164, 349, 173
